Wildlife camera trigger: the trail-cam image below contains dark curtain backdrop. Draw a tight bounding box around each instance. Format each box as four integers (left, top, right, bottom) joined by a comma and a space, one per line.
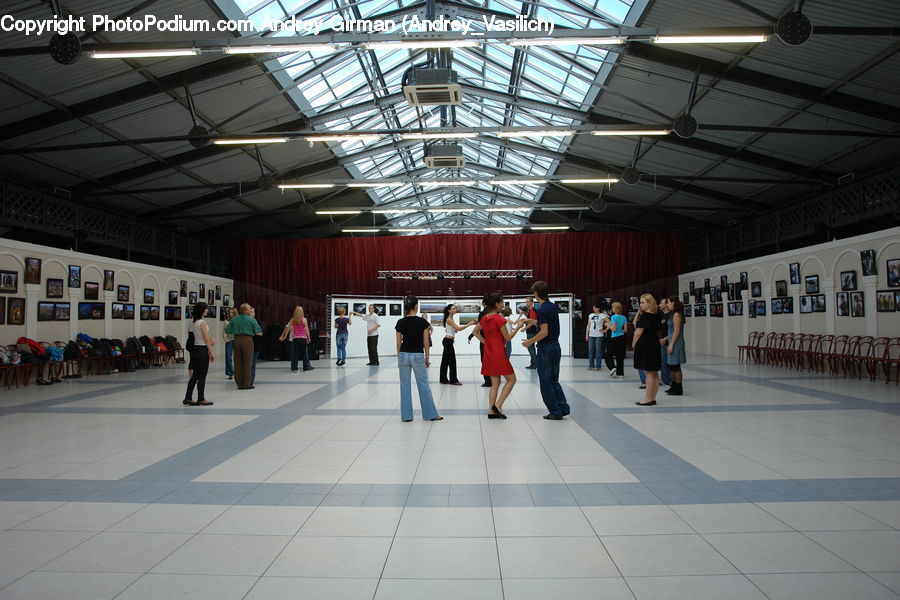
230, 232, 683, 329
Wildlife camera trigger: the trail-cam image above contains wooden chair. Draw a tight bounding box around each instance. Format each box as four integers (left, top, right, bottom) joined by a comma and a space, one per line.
762, 333, 780, 366
738, 331, 761, 362
2, 344, 31, 389
809, 334, 833, 373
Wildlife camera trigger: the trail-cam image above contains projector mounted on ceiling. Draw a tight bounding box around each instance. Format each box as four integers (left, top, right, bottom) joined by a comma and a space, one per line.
403, 68, 462, 105
424, 143, 466, 168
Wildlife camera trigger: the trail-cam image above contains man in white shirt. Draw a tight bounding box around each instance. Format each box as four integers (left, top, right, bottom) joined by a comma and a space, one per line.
365, 304, 381, 365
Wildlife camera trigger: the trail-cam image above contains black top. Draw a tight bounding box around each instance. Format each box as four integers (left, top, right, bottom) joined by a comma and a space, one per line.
468, 307, 489, 341
633, 311, 662, 371
657, 311, 669, 339
396, 316, 429, 353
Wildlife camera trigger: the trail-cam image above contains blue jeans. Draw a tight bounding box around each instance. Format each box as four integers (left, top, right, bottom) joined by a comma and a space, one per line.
398, 352, 439, 421
525, 328, 538, 366
224, 340, 234, 376
335, 333, 348, 362
588, 337, 604, 369
505, 340, 512, 358
252, 351, 258, 384
638, 369, 646, 385
536, 341, 569, 416
659, 345, 672, 386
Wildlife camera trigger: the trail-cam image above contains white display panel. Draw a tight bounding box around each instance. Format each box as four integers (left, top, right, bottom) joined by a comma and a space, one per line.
329, 295, 572, 359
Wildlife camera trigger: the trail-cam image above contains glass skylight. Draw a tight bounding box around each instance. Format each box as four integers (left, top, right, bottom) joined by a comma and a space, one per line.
214, 0, 648, 232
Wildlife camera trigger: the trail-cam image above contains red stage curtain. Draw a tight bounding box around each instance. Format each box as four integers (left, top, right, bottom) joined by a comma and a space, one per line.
230, 232, 682, 326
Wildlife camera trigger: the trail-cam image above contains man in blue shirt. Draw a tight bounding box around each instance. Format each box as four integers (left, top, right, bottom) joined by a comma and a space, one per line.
522, 281, 570, 420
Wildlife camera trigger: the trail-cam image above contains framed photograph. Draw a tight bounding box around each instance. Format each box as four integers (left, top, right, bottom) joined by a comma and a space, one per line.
164, 306, 180, 321
91, 303, 104, 319
714, 303, 724, 318
78, 302, 93, 320
689, 281, 695, 293
215, 285, 221, 300
207, 288, 215, 305
789, 262, 800, 285
727, 302, 735, 316
750, 282, 761, 298
629, 296, 639, 311
850, 291, 865, 317
703, 278, 710, 294
25, 257, 41, 285
372, 303, 386, 316
184, 306, 191, 319
111, 303, 124, 319
734, 301, 743, 316
389, 303, 401, 316
728, 282, 735, 300
54, 302, 70, 321
140, 305, 151, 320
117, 285, 129, 302
775, 280, 788, 298
782, 297, 794, 313
804, 275, 819, 294
694, 304, 706, 317
0, 270, 19, 293
739, 272, 748, 288
333, 302, 349, 315
800, 295, 813, 314
876, 290, 896, 312
84, 282, 99, 300
199, 283, 205, 297
46, 278, 64, 298
68, 265, 81, 288
895, 291, 900, 311
682, 292, 690, 304
756, 300, 766, 316
772, 298, 783, 314
720, 275, 728, 289
103, 270, 114, 291
37, 301, 55, 321
887, 258, 900, 288
714, 286, 722, 303
143, 288, 155, 304
557, 300, 570, 313
189, 291, 198, 304
836, 292, 849, 316
220, 306, 228, 321
223, 294, 230, 307
861, 249, 877, 276
123, 304, 134, 320
180, 280, 187, 297
813, 294, 826, 313
353, 303, 367, 314
748, 300, 757, 318
206, 306, 216, 318
150, 306, 161, 320
168, 290, 178, 305
684, 305, 693, 317
840, 270, 857, 291
0, 297, 4, 324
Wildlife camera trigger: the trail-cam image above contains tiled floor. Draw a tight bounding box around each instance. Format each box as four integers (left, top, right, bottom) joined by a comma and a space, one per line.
0, 354, 898, 599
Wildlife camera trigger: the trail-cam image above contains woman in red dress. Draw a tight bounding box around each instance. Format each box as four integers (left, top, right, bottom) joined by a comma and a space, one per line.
472, 293, 526, 419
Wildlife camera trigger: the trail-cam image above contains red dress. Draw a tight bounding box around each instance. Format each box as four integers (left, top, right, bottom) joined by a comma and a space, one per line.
480, 313, 513, 376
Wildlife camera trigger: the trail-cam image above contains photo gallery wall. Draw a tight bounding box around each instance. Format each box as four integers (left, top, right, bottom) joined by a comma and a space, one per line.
0, 254, 232, 326
682, 249, 900, 321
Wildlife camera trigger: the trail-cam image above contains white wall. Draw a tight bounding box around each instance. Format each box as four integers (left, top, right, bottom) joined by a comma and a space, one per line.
0, 239, 234, 345
679, 227, 900, 359
330, 295, 573, 358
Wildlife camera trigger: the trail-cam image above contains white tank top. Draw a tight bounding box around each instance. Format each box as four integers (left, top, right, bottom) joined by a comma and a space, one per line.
191, 319, 206, 346
444, 321, 456, 337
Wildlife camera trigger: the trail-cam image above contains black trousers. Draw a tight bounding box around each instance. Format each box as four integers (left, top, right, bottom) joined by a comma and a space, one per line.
479, 342, 490, 385
607, 336, 625, 376
185, 346, 210, 401
366, 335, 379, 364
439, 337, 458, 383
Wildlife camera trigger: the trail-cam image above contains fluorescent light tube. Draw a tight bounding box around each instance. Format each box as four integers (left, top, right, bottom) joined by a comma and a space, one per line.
496, 130, 575, 138
366, 40, 480, 50
418, 180, 476, 187
214, 138, 288, 145
490, 179, 547, 185
315, 210, 361, 215
278, 183, 335, 189
653, 35, 768, 44
389, 228, 428, 232
509, 37, 624, 46
343, 229, 378, 233
485, 207, 530, 212
484, 226, 523, 231
372, 209, 418, 214
306, 134, 382, 142
92, 48, 200, 59
347, 182, 405, 188
427, 207, 469, 213
591, 129, 669, 136
531, 226, 569, 230
225, 44, 336, 54
401, 132, 478, 140
560, 178, 619, 184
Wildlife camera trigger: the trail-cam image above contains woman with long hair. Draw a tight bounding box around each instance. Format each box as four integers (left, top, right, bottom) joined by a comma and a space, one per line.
395, 296, 442, 422
632, 294, 662, 406
665, 295, 687, 396
333, 306, 351, 366
222, 307, 237, 380
440, 304, 472, 385
278, 306, 314, 373
607, 302, 627, 379
472, 293, 525, 419
183, 302, 214, 406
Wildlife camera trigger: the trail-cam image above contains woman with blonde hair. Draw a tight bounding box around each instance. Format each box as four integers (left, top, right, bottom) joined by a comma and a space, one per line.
278, 306, 314, 373
632, 294, 662, 406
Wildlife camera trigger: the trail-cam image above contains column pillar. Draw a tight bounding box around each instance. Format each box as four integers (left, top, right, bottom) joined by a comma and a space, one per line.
69, 288, 82, 341
104, 291, 114, 338
24, 283, 39, 340
822, 282, 835, 334
863, 275, 877, 336
763, 285, 772, 333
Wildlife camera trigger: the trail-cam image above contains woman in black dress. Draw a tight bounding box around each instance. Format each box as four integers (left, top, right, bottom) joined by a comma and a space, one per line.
632, 294, 662, 406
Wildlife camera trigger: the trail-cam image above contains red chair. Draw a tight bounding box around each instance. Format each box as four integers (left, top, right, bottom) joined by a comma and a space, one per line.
882, 340, 900, 385
738, 331, 762, 362
749, 331, 767, 364
795, 334, 821, 372
844, 336, 874, 379
809, 335, 833, 373
775, 333, 796, 368
762, 333, 781, 366
866, 337, 892, 383
826, 335, 850, 376
2, 345, 31, 389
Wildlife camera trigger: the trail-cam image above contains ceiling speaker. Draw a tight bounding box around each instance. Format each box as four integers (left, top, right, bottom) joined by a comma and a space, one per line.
298, 202, 314, 216
49, 32, 81, 65
775, 10, 812, 46
571, 218, 585, 232
188, 125, 210, 148
621, 166, 641, 185
257, 174, 275, 191
590, 197, 608, 213
673, 114, 698, 138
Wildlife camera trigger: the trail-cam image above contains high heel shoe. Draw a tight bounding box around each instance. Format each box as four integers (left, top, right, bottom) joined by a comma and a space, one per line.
490, 405, 508, 419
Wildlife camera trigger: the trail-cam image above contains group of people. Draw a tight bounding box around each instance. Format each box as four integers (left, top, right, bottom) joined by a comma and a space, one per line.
585, 295, 687, 406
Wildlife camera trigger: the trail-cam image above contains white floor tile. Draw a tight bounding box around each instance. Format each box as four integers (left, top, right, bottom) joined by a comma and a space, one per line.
383, 537, 500, 579
748, 572, 900, 600
396, 507, 495, 538
246, 577, 379, 600
40, 531, 190, 573
151, 534, 291, 576
375, 579, 503, 600
0, 571, 139, 600
493, 507, 595, 537
114, 574, 257, 600
265, 536, 392, 578
109, 504, 230, 534
703, 532, 857, 574
756, 502, 893, 531
299, 507, 402, 537
16, 502, 146, 531
202, 505, 314, 535
497, 536, 619, 578
626, 574, 768, 600
601, 534, 739, 577
803, 531, 900, 572
669, 503, 791, 533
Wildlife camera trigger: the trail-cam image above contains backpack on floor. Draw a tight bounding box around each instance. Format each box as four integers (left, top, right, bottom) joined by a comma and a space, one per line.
125, 337, 142, 356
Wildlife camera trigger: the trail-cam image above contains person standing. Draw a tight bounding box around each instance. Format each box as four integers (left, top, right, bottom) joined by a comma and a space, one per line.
279, 306, 314, 373
333, 307, 351, 366
225, 303, 262, 390
586, 300, 607, 371
524, 297, 538, 369
501, 306, 515, 358
183, 302, 214, 406
657, 298, 672, 388
665, 296, 687, 396
395, 296, 442, 422
364, 305, 381, 365
633, 294, 662, 406
607, 302, 627, 379
473, 294, 524, 419
522, 281, 570, 420
222, 308, 237, 381
249, 306, 263, 385
439, 304, 471, 385
468, 295, 493, 387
